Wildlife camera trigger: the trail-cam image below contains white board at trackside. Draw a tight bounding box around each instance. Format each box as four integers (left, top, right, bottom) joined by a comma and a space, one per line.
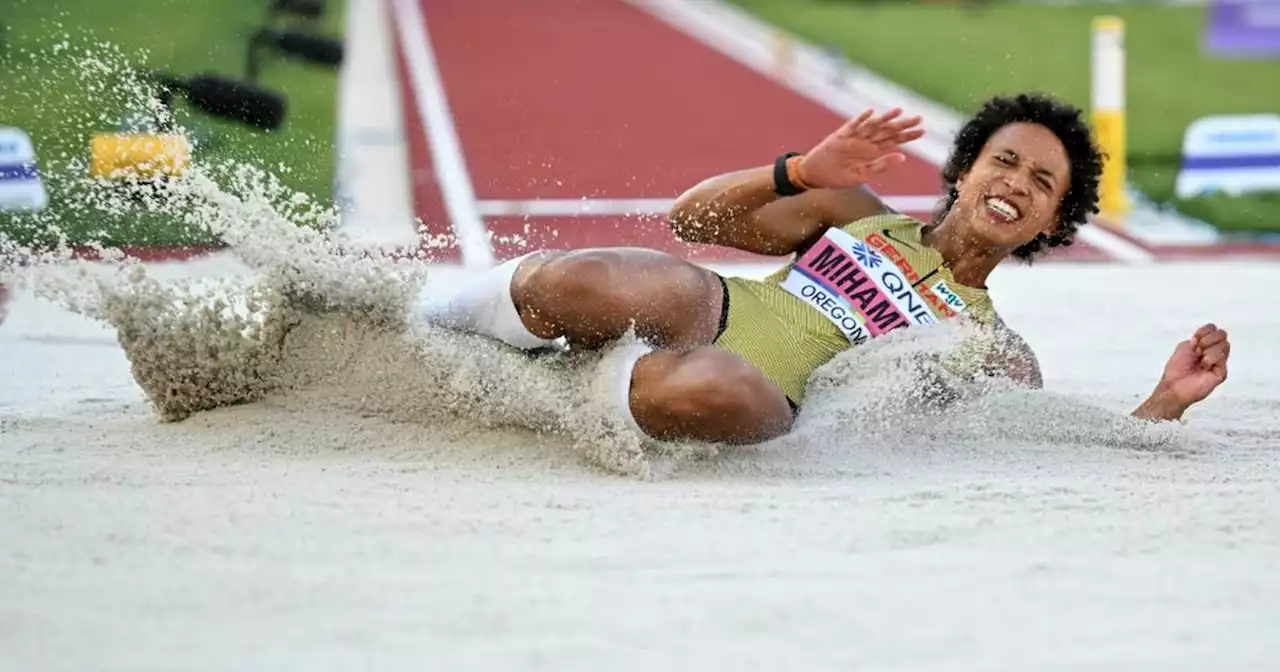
0, 126, 48, 212
1175, 113, 1280, 199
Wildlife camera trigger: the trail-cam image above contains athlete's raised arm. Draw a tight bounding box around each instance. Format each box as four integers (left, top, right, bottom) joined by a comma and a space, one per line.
667, 107, 925, 256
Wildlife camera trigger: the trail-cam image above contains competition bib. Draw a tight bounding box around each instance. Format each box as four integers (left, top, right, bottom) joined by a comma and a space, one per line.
779, 227, 967, 344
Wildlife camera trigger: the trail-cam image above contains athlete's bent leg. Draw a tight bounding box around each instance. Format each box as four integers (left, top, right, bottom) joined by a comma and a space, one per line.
512, 248, 725, 349
420, 247, 725, 351
421, 248, 790, 443
625, 346, 795, 444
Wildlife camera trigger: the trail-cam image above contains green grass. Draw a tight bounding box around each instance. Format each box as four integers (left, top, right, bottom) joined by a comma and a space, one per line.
729, 0, 1280, 234
0, 0, 347, 247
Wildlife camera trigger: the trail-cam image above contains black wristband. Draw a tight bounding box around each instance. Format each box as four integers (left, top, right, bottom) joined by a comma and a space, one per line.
773, 151, 806, 196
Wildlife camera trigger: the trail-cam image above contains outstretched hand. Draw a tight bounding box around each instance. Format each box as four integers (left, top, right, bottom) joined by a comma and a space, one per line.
796, 107, 925, 190
1134, 323, 1231, 421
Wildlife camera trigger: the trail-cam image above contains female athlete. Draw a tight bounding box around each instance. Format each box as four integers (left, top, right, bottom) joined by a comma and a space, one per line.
420, 93, 1231, 444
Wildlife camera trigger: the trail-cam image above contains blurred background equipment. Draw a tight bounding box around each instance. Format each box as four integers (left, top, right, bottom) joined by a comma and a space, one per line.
269, 0, 326, 22
0, 0, 348, 252
250, 0, 343, 82
89, 72, 286, 184
1175, 113, 1280, 199
246, 28, 345, 82
154, 72, 289, 132
1205, 0, 1280, 58
89, 133, 191, 181
0, 126, 48, 212
1091, 15, 1128, 223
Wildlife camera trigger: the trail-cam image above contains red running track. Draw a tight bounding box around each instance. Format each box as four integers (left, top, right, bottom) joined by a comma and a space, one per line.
392, 0, 953, 266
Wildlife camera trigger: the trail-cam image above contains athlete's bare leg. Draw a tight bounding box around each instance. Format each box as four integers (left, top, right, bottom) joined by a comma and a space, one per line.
629, 346, 795, 444
419, 247, 794, 444
510, 247, 723, 349
514, 249, 794, 442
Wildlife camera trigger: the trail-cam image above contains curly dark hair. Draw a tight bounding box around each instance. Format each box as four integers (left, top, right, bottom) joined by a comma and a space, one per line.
931, 92, 1105, 262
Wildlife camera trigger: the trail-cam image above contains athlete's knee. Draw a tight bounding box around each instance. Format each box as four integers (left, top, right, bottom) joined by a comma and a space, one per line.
514, 250, 622, 311
631, 348, 793, 444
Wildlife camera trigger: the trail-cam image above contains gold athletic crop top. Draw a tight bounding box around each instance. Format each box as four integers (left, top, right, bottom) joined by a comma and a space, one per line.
763, 212, 997, 344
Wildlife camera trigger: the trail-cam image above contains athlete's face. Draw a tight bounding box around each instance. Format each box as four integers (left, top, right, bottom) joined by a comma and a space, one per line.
952, 122, 1071, 250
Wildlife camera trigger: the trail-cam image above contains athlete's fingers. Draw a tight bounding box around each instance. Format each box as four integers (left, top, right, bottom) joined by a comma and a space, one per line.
1193, 328, 1227, 358
889, 114, 923, 131
1197, 328, 1228, 349
1198, 326, 1228, 343
1198, 341, 1229, 380
873, 107, 904, 126
867, 111, 914, 136
840, 108, 875, 136
870, 116, 923, 144
1189, 323, 1214, 353
1207, 345, 1228, 379
861, 152, 906, 176
1200, 341, 1229, 367
878, 112, 916, 130
856, 107, 904, 137
1192, 323, 1217, 341
891, 127, 927, 145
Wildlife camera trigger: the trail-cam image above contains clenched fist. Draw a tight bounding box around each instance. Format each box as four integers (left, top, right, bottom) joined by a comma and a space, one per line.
1159, 323, 1231, 407
1133, 323, 1231, 421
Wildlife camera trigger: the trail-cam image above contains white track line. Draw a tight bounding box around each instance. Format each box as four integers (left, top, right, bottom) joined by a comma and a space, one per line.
333, 0, 417, 247
630, 0, 956, 165
389, 0, 494, 268
476, 195, 941, 217
477, 198, 674, 218
1074, 225, 1155, 263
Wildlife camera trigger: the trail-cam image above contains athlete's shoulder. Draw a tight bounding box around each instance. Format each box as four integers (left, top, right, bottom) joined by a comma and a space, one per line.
960, 293, 998, 325
838, 212, 927, 239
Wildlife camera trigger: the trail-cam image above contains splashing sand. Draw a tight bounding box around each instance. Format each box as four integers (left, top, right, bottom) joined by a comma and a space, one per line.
2, 148, 1203, 480
0, 34, 1201, 481
3, 211, 1199, 482
3, 146, 699, 477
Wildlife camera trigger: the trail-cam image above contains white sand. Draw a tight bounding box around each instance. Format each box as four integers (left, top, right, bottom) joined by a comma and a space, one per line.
2, 17, 1277, 667
3, 250, 1279, 671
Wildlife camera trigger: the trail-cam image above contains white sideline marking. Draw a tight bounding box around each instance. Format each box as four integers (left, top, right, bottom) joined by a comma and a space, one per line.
476, 195, 941, 217
389, 0, 494, 268
1075, 225, 1156, 263
332, 0, 417, 247
477, 198, 674, 218
629, 0, 958, 165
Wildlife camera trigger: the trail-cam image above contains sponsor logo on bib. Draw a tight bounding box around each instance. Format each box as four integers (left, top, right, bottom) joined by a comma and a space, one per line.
781, 227, 961, 343
929, 278, 967, 312
865, 231, 957, 318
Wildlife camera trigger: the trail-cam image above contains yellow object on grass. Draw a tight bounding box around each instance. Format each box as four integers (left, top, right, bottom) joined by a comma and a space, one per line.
90, 133, 191, 180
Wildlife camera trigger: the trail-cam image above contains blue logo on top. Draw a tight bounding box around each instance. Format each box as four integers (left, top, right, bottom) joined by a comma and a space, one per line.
850, 240, 882, 268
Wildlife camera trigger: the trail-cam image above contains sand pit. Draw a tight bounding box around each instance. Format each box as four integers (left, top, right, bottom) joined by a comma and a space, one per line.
5, 237, 1280, 670
2, 48, 1278, 664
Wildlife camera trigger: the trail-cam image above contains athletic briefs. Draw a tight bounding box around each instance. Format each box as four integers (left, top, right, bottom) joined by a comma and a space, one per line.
712, 213, 998, 405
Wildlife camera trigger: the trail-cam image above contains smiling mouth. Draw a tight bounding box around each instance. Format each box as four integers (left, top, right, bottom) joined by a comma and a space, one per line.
983, 196, 1022, 224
